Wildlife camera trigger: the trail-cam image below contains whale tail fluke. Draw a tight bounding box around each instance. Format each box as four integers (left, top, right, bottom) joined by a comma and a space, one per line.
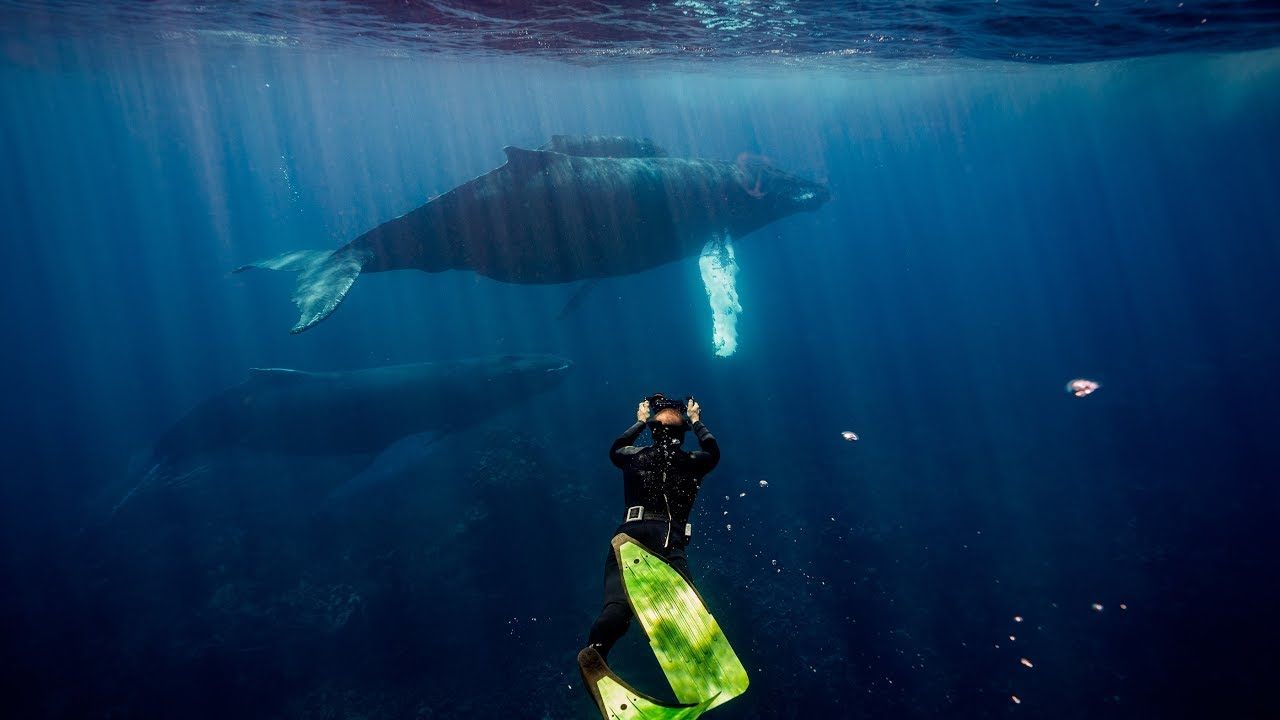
234, 247, 370, 333
111, 459, 211, 516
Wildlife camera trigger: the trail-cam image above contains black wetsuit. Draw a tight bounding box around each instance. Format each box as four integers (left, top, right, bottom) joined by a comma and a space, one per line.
587, 419, 720, 657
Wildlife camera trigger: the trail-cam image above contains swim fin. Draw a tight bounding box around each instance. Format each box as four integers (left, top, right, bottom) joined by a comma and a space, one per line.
613, 533, 748, 709
578, 534, 748, 719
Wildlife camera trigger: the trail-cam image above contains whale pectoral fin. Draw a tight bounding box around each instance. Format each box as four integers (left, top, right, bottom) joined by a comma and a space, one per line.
328, 431, 448, 499
698, 235, 742, 358
234, 247, 370, 334
557, 279, 600, 320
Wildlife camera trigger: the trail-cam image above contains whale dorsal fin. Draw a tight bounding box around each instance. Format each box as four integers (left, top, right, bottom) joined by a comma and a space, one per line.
540, 134, 667, 158
248, 367, 315, 384
503, 146, 559, 176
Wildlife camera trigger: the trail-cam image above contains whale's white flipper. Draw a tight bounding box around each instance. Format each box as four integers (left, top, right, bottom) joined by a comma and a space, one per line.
698, 234, 742, 357
234, 248, 370, 333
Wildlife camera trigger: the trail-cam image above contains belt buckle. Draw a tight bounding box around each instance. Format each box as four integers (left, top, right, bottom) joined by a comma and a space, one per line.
625, 505, 644, 522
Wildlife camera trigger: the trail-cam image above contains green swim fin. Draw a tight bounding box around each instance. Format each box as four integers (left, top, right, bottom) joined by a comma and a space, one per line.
612, 533, 749, 709
578, 645, 714, 720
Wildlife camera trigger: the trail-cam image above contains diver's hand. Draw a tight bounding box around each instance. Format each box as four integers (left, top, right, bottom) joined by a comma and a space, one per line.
686, 398, 701, 424
637, 401, 650, 424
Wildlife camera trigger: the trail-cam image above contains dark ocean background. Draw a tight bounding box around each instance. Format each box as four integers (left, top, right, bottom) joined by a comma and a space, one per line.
2, 2, 1279, 719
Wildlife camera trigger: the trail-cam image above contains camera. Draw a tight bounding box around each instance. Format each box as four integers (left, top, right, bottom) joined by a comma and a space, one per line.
647, 393, 694, 414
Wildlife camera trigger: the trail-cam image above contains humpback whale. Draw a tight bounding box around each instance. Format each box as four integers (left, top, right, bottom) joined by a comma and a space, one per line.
236, 135, 828, 346
117, 354, 572, 510
148, 354, 570, 460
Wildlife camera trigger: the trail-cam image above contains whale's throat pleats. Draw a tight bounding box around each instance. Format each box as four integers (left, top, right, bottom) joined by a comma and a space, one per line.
698, 234, 741, 358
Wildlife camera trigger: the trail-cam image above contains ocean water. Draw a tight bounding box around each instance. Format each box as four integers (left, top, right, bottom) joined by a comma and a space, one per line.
2, 2, 1279, 719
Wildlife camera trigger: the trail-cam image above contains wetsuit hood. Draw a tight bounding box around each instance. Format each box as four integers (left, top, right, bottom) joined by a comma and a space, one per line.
647, 420, 687, 447
645, 393, 689, 445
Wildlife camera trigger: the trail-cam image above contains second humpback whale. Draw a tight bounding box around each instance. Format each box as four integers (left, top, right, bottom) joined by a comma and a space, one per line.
147, 354, 570, 460
237, 135, 829, 346
116, 354, 571, 510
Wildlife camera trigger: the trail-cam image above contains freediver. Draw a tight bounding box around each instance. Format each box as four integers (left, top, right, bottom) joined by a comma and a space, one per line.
585, 393, 721, 659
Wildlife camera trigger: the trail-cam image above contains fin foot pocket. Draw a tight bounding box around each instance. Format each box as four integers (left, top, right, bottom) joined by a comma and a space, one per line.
578, 646, 715, 720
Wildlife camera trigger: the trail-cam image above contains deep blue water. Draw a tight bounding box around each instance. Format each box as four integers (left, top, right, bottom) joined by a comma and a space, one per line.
2, 3, 1280, 719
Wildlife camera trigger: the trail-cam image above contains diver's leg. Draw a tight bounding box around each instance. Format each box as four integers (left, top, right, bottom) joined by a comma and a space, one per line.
587, 543, 631, 659
664, 543, 694, 585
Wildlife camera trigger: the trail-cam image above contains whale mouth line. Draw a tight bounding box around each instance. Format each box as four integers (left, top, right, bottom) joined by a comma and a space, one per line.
547, 361, 572, 372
